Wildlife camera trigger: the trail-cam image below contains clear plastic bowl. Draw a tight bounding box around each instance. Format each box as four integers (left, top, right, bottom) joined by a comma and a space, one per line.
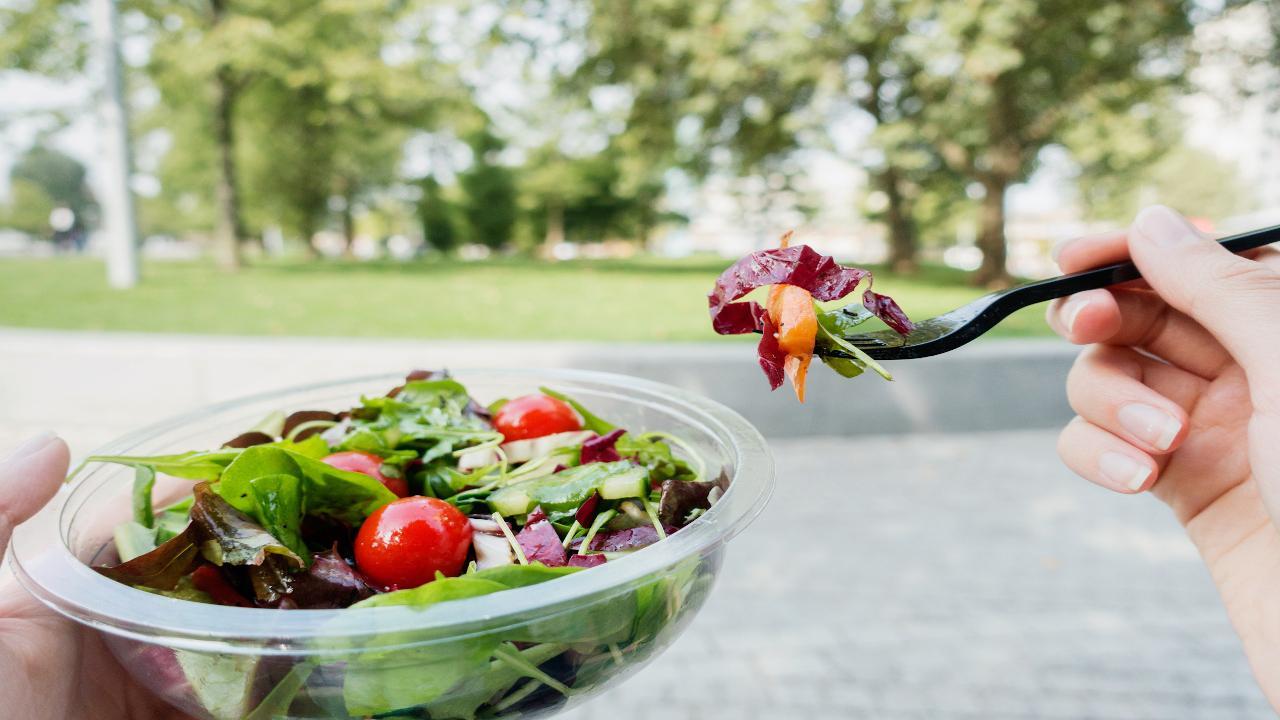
8, 369, 773, 720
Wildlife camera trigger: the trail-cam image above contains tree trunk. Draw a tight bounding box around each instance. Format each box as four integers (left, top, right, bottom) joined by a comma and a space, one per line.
974, 175, 1013, 288
542, 199, 565, 258
879, 166, 917, 274
340, 191, 356, 259
210, 0, 243, 271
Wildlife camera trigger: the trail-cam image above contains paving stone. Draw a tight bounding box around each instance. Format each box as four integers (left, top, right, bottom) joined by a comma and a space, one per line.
560, 433, 1272, 720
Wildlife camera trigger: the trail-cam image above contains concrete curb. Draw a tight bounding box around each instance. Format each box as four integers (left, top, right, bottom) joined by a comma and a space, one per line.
0, 328, 1079, 441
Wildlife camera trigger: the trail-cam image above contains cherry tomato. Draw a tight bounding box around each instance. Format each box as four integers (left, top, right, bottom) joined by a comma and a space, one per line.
322, 451, 408, 497
354, 497, 473, 589
492, 394, 582, 442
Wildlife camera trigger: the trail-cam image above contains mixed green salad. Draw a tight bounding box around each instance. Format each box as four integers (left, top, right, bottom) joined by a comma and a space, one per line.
92, 369, 719, 607
84, 371, 724, 718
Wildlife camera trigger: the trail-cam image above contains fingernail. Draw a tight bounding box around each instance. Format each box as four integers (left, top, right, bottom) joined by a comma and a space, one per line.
1050, 238, 1068, 263
4, 432, 57, 462
1100, 451, 1152, 492
1060, 295, 1089, 334
1117, 404, 1181, 451
1133, 206, 1200, 248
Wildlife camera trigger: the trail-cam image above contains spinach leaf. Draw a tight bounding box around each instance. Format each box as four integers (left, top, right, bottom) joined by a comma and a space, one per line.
617, 434, 696, 484
814, 303, 891, 380
81, 449, 242, 480
538, 387, 615, 434
341, 577, 510, 715
154, 505, 192, 543
351, 575, 510, 610
113, 520, 158, 563
174, 651, 261, 720
132, 465, 157, 528
218, 445, 396, 528
247, 474, 308, 563
422, 643, 565, 720
461, 564, 580, 589
338, 565, 582, 716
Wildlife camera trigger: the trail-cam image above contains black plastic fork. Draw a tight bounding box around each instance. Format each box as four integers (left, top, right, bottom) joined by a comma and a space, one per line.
822, 223, 1280, 361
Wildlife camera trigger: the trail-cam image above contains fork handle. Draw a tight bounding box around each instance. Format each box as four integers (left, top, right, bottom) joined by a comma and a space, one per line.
1010, 222, 1280, 305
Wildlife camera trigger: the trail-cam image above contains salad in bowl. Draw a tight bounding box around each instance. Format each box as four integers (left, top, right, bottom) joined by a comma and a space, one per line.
7, 369, 771, 720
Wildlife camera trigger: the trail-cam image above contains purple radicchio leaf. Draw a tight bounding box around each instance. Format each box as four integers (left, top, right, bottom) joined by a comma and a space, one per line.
707, 244, 871, 335
862, 289, 915, 335
274, 547, 374, 609
580, 430, 625, 465
707, 243, 912, 388
515, 507, 567, 567
585, 525, 669, 553
567, 553, 606, 568
575, 492, 601, 526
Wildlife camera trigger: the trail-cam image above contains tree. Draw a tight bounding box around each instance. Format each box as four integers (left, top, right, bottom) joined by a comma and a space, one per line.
458, 128, 519, 249
7, 0, 477, 265
10, 144, 95, 223
418, 176, 457, 253
906, 0, 1198, 285
1, 180, 57, 236
1080, 144, 1253, 224
803, 0, 952, 273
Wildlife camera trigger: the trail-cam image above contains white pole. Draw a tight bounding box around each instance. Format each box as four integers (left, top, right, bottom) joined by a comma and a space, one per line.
90, 0, 140, 289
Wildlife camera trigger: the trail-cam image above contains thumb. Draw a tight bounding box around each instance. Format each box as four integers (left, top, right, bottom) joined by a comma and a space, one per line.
0, 433, 69, 559
1129, 205, 1280, 391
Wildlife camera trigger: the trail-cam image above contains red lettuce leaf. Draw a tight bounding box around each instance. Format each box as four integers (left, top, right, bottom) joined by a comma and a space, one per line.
863, 290, 915, 335
657, 479, 716, 528
708, 243, 912, 387
281, 410, 339, 441
223, 431, 275, 449
708, 245, 871, 335
580, 430, 624, 465
567, 553, 606, 568
94, 525, 201, 590
515, 507, 567, 567
756, 313, 785, 390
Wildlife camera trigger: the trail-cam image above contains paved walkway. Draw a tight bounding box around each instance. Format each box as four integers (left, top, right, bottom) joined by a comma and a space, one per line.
560, 433, 1271, 720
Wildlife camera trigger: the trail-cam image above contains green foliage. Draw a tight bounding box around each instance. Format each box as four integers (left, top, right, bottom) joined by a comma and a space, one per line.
0, 179, 57, 235
419, 176, 458, 252
1080, 144, 1253, 223
459, 128, 519, 248
3, 145, 95, 236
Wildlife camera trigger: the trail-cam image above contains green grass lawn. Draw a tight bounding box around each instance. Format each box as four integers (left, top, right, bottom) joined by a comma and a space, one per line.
0, 256, 1052, 341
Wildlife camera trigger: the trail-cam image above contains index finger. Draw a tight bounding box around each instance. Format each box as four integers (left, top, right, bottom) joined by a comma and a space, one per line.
1055, 230, 1131, 273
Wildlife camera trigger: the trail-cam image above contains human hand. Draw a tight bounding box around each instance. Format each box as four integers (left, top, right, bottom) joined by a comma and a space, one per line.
0, 433, 192, 719
1048, 206, 1280, 710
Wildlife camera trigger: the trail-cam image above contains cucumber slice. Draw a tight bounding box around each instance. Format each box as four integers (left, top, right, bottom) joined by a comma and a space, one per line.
487, 461, 645, 516
488, 486, 533, 517
598, 467, 648, 500
528, 470, 608, 511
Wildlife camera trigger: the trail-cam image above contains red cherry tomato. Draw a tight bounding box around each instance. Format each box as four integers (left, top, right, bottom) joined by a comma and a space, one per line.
492, 394, 582, 442
322, 451, 408, 498
354, 497, 473, 589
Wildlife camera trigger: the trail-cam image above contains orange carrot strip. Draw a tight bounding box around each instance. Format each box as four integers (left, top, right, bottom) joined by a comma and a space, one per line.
783, 354, 811, 403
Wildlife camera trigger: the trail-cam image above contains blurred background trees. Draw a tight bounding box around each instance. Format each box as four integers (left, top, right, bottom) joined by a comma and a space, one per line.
1, 0, 1276, 284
